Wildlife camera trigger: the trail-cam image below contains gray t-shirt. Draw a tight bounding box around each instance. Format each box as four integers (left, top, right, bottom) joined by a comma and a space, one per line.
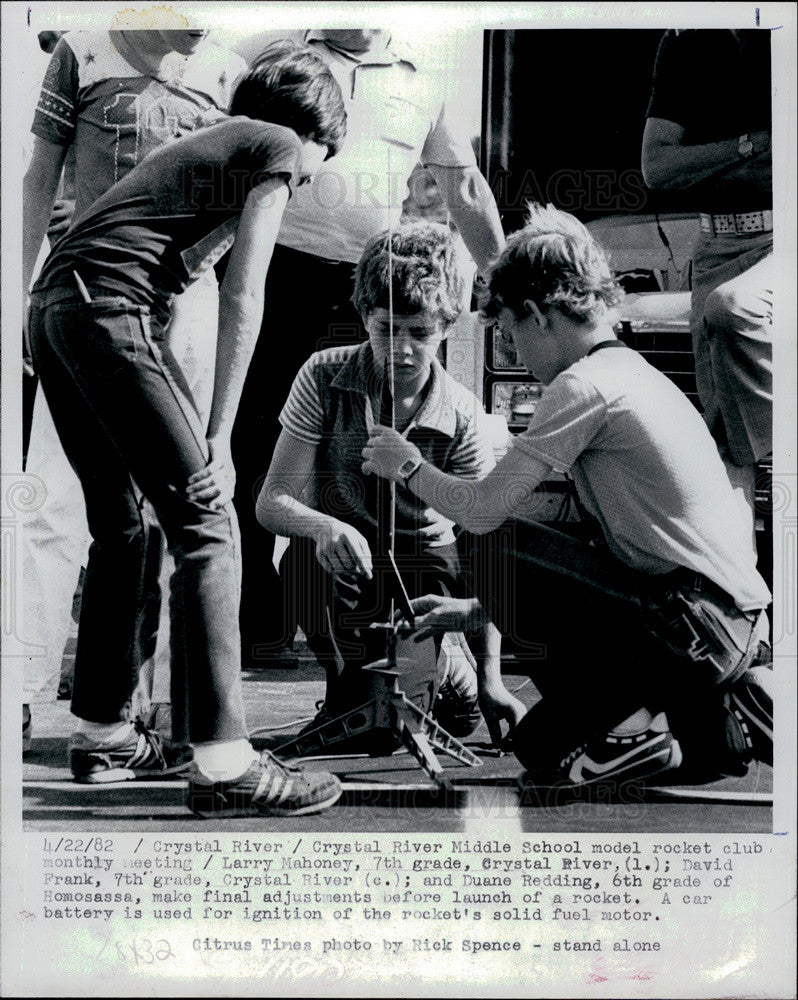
511, 346, 770, 611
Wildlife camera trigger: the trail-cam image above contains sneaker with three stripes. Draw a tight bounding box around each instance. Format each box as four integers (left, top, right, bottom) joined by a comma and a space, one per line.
187, 750, 343, 817
70, 718, 192, 783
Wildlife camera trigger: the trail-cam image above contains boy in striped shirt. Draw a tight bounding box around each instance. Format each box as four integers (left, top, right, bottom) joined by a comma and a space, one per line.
257, 222, 522, 744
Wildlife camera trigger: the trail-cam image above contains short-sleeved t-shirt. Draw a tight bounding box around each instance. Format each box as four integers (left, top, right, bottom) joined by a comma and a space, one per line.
510, 346, 770, 612
279, 343, 494, 546
32, 32, 246, 218
33, 117, 302, 311
275, 32, 478, 262
646, 29, 771, 212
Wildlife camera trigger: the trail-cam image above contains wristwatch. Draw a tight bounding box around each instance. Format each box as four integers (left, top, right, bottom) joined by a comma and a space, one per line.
738, 133, 754, 158
398, 456, 424, 486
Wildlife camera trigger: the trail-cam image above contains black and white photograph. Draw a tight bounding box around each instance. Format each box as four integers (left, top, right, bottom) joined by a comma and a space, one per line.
1, 2, 795, 995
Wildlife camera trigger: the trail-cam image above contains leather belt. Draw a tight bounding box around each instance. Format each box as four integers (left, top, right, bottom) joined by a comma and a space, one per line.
700, 210, 773, 236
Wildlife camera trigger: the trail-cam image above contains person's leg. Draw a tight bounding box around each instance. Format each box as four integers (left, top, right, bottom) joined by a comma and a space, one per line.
690, 238, 773, 553
133, 270, 221, 738
31, 295, 341, 812
282, 536, 388, 711
282, 537, 444, 699
704, 254, 773, 552
460, 522, 668, 773
702, 252, 773, 466
280, 535, 342, 687
22, 388, 89, 709
232, 247, 359, 664
408, 542, 487, 737
31, 298, 244, 743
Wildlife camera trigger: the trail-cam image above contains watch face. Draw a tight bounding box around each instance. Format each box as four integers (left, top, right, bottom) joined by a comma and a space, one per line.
399, 458, 418, 476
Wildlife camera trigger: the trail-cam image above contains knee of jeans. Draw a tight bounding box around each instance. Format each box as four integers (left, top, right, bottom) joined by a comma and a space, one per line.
173, 497, 238, 549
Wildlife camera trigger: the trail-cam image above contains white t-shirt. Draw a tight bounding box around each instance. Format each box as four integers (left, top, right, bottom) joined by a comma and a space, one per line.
277, 33, 477, 262
510, 347, 771, 612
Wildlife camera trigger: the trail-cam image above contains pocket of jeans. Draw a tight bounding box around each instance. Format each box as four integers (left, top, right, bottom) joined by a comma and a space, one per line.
68, 302, 144, 379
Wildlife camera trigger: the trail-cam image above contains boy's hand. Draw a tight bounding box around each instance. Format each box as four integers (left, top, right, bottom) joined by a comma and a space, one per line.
478, 675, 527, 749
417, 506, 454, 543
362, 426, 422, 482
400, 594, 488, 641
47, 198, 75, 239
186, 438, 235, 509
313, 519, 373, 579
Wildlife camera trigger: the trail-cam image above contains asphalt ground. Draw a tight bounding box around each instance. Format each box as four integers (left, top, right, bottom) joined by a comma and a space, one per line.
23, 656, 772, 835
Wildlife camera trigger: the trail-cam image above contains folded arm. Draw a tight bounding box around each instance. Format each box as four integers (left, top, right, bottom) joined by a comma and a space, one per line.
642, 118, 771, 191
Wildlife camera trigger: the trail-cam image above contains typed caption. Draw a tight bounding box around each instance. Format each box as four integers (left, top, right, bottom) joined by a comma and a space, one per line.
14, 832, 791, 994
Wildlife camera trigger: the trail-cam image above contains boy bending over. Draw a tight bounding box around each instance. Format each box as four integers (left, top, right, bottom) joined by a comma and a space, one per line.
257, 223, 516, 744
30, 42, 347, 816
363, 204, 772, 792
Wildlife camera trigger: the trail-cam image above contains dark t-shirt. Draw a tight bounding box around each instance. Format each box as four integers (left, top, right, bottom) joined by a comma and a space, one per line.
34, 117, 302, 310
646, 29, 771, 211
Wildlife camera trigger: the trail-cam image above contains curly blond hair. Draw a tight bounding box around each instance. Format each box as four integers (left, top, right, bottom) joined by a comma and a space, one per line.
353, 222, 468, 326
482, 203, 623, 324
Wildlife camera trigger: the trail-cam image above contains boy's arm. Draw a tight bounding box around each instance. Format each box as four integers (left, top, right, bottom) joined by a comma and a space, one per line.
257, 429, 373, 579
23, 136, 68, 301
205, 177, 290, 456
409, 595, 525, 746
363, 428, 551, 534
468, 620, 526, 747
188, 177, 291, 504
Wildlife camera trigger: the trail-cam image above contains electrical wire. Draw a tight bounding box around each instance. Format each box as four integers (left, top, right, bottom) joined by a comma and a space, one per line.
654, 210, 681, 287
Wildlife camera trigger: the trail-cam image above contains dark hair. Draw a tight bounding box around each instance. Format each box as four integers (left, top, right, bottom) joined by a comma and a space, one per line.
482, 203, 623, 324
230, 40, 347, 157
353, 222, 468, 326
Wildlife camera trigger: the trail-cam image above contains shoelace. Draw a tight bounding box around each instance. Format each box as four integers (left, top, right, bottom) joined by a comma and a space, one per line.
558, 745, 586, 771
133, 717, 168, 769
259, 748, 303, 778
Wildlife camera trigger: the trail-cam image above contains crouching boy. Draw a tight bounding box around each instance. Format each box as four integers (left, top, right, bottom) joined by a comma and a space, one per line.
363, 204, 773, 792
257, 222, 518, 745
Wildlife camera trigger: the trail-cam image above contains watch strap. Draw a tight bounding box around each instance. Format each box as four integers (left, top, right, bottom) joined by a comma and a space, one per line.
403, 458, 424, 487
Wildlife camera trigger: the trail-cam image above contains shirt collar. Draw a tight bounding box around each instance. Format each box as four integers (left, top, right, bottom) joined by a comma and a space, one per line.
331, 344, 457, 438
305, 31, 416, 69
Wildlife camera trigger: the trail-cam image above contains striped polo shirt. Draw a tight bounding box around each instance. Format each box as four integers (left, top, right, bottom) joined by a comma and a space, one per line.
280, 343, 494, 546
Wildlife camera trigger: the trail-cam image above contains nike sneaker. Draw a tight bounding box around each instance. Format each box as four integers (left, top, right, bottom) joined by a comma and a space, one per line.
519, 712, 682, 792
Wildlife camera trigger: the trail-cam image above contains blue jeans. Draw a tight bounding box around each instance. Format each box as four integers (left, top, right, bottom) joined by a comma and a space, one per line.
29, 289, 246, 743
